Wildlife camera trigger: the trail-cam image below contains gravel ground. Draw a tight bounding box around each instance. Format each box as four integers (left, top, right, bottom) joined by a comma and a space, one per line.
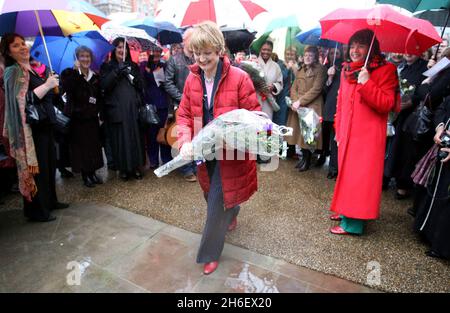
1, 159, 449, 292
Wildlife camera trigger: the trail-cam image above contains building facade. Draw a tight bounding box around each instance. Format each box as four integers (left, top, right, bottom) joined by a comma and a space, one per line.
87, 0, 163, 17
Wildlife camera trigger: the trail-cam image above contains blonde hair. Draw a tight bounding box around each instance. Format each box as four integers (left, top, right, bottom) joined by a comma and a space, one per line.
189, 21, 225, 54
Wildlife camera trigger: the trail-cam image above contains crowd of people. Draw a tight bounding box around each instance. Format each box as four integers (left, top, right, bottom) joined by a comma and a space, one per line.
0, 22, 449, 274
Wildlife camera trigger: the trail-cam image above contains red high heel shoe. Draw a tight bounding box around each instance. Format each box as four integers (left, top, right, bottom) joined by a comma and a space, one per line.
203, 261, 219, 275
330, 226, 350, 235
330, 214, 342, 221
228, 217, 237, 231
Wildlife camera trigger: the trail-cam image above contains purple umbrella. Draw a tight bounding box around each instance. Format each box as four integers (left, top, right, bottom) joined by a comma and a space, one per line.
0, 0, 106, 72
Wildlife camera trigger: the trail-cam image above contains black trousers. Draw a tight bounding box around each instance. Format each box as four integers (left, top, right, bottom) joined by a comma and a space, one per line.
23, 125, 57, 220
322, 121, 338, 173
197, 160, 239, 263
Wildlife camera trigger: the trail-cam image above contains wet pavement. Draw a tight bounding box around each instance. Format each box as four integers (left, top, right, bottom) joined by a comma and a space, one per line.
1, 158, 449, 292
0, 202, 375, 293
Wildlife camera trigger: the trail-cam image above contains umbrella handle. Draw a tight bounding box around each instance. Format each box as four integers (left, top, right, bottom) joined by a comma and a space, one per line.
123, 36, 127, 63
33, 10, 53, 73
333, 42, 338, 67
364, 32, 376, 69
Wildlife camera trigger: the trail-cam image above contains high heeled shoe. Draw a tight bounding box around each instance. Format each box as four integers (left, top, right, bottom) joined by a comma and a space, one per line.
330, 226, 350, 235
203, 261, 219, 275
228, 217, 237, 231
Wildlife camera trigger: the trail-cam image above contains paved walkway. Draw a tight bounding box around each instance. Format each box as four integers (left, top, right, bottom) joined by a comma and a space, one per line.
0, 202, 376, 293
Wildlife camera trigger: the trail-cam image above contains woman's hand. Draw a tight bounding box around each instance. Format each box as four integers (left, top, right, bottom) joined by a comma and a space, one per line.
434, 126, 445, 145
45, 73, 59, 89
440, 147, 450, 163
427, 58, 436, 69
180, 142, 193, 160
327, 66, 336, 77
291, 100, 300, 111
357, 67, 370, 84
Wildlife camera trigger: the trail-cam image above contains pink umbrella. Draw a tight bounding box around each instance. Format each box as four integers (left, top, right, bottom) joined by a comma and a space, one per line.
320, 5, 442, 58
155, 0, 267, 28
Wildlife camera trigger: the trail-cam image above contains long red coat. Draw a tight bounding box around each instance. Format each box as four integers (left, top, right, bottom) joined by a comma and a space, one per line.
330, 62, 399, 220
177, 56, 260, 209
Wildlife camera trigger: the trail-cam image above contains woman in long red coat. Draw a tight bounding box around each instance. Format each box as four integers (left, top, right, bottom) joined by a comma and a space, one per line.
329, 29, 400, 235
177, 21, 260, 274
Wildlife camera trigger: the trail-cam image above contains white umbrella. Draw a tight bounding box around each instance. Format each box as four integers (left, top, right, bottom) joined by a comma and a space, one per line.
100, 21, 161, 54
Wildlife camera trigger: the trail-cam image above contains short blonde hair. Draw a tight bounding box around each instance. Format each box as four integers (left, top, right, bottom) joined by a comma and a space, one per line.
189, 21, 225, 54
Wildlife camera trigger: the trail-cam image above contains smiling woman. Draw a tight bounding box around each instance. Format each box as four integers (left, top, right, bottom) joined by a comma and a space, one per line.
0, 33, 69, 222
329, 29, 400, 235
176, 21, 260, 275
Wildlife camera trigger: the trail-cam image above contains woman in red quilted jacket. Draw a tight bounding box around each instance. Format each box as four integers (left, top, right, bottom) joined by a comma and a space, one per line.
176, 21, 260, 275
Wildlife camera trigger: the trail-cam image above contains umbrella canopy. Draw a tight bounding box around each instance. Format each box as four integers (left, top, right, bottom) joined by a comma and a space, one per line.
251, 15, 303, 58
221, 26, 256, 54
415, 9, 450, 26
376, 0, 450, 12
100, 22, 161, 52
0, 10, 108, 36
296, 26, 340, 48
320, 5, 442, 55
155, 0, 267, 28
123, 18, 182, 45
30, 31, 114, 74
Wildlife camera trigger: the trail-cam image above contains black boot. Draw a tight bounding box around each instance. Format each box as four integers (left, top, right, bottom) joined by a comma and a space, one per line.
59, 168, 74, 178
89, 172, 103, 184
82, 173, 95, 188
298, 150, 312, 172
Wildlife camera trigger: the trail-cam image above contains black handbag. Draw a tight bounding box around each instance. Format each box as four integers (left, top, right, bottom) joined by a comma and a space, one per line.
53, 106, 71, 134
403, 94, 433, 141
139, 104, 160, 126
25, 91, 41, 125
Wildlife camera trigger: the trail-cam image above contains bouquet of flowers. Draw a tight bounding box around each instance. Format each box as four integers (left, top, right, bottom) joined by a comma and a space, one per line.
238, 61, 280, 112
154, 109, 293, 177
297, 107, 321, 148
399, 79, 415, 98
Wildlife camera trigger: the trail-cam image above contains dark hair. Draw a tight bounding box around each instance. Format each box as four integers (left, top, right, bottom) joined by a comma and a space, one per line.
111, 37, 131, 62
345, 29, 381, 62
327, 45, 344, 64
0, 33, 26, 67
75, 45, 94, 61
261, 40, 274, 50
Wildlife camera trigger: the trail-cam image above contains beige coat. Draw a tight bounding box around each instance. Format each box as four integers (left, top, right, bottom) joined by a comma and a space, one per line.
286, 63, 327, 149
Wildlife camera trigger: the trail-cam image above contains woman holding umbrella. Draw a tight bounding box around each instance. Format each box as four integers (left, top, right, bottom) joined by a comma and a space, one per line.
329, 29, 400, 235
61, 46, 104, 188
100, 37, 145, 181
1, 33, 69, 222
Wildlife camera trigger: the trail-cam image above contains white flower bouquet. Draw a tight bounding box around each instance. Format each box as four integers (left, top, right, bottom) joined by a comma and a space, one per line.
154, 109, 292, 177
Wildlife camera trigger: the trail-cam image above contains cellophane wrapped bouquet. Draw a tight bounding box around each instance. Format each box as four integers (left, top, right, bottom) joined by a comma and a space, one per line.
154, 109, 292, 177
298, 107, 322, 148
238, 61, 280, 112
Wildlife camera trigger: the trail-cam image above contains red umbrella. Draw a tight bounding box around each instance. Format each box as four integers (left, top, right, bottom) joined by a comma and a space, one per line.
320, 5, 442, 56
155, 0, 267, 28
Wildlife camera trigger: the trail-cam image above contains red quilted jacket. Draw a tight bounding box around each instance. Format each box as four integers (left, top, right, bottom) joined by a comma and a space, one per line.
177, 56, 260, 209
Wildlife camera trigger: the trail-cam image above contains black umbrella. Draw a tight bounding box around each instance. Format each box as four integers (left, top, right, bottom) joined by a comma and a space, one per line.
221, 27, 256, 54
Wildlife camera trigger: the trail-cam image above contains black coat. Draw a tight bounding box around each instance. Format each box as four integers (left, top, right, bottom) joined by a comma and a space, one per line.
100, 60, 144, 123
323, 62, 342, 122
414, 98, 450, 259
61, 69, 104, 173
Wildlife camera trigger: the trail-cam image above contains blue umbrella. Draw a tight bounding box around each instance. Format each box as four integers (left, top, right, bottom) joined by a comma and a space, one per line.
296, 26, 340, 48
123, 18, 182, 45
31, 31, 114, 74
